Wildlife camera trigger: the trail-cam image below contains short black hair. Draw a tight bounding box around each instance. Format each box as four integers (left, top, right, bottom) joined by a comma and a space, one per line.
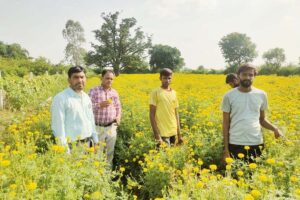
68, 66, 85, 78
225, 73, 238, 83
237, 63, 257, 76
101, 69, 115, 77
160, 68, 173, 77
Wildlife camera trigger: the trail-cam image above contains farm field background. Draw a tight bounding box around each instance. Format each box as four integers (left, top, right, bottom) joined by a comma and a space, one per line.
0, 74, 299, 199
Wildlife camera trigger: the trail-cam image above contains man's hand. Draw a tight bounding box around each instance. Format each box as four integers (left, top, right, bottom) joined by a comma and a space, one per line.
177, 135, 184, 145
274, 128, 283, 139
115, 117, 121, 125
99, 101, 111, 108
222, 150, 231, 165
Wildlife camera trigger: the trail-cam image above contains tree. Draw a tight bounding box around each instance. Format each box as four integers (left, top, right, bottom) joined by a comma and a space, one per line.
85, 12, 152, 75
149, 44, 184, 72
262, 48, 285, 68
62, 20, 86, 66
0, 41, 29, 59
219, 32, 257, 72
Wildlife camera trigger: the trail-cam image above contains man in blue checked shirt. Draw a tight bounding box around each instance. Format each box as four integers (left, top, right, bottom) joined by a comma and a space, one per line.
51, 66, 98, 151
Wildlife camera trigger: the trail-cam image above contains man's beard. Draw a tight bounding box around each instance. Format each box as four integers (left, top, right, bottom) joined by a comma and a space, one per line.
240, 80, 252, 87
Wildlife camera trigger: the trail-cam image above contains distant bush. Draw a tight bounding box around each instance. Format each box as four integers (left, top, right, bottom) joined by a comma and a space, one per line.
0, 57, 68, 77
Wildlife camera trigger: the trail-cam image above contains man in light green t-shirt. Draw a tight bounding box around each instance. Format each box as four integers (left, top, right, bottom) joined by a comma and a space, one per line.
222, 64, 282, 163
149, 68, 183, 147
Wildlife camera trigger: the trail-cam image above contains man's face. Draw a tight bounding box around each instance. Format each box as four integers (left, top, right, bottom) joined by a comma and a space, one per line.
101, 72, 114, 88
238, 69, 255, 88
229, 78, 240, 88
68, 71, 86, 92
160, 75, 172, 88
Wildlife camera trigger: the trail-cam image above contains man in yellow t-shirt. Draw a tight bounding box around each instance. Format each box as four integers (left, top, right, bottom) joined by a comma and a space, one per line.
149, 68, 183, 147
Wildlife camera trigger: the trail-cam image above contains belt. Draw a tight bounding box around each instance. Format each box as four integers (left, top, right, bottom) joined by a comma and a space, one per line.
96, 120, 116, 127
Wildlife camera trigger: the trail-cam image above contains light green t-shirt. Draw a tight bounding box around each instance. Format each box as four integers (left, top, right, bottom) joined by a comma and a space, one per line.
149, 88, 179, 137
221, 87, 268, 145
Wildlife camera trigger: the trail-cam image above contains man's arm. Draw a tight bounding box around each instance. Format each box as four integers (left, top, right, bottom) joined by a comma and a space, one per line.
115, 92, 122, 125
223, 112, 231, 159
150, 105, 162, 142
259, 110, 282, 138
51, 96, 67, 146
175, 108, 183, 144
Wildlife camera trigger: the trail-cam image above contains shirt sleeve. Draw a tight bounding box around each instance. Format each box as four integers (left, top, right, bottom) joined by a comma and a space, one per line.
87, 97, 99, 143
221, 94, 231, 113
88, 88, 97, 113
51, 95, 67, 145
149, 90, 157, 106
174, 91, 179, 108
114, 91, 122, 118
260, 92, 268, 111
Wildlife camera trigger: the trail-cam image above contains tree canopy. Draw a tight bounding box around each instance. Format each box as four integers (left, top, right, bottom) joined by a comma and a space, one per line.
149, 44, 184, 72
85, 11, 152, 75
62, 20, 86, 66
0, 41, 29, 59
219, 32, 257, 73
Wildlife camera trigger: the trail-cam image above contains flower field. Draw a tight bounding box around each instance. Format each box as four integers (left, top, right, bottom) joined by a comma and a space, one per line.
0, 74, 299, 199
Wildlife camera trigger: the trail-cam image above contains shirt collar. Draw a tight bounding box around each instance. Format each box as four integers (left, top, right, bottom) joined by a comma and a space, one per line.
67, 87, 83, 97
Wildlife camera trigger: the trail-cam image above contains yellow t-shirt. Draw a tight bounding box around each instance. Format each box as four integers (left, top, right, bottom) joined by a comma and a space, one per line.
149, 88, 179, 137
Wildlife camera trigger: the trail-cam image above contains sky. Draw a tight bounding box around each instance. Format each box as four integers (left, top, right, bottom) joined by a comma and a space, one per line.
0, 0, 299, 69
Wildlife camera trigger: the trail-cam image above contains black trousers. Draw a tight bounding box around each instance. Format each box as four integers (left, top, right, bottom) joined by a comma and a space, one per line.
229, 143, 264, 163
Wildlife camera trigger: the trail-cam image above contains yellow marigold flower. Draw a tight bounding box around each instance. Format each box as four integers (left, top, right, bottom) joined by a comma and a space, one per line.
209, 164, 217, 171
266, 158, 276, 165
91, 191, 102, 199
125, 159, 128, 163
83, 193, 90, 198
94, 161, 100, 167
201, 168, 210, 174
133, 195, 138, 200
225, 157, 234, 164
249, 163, 257, 169
290, 176, 298, 182
120, 167, 126, 172
51, 145, 65, 153
244, 146, 250, 150
238, 153, 245, 159
251, 189, 261, 198
196, 181, 204, 188
237, 170, 244, 176
86, 147, 95, 153
26, 181, 37, 191
244, 194, 254, 200
259, 175, 268, 182
197, 159, 203, 166
295, 188, 300, 195
143, 168, 148, 173
0, 160, 11, 167
226, 165, 231, 170
193, 167, 200, 173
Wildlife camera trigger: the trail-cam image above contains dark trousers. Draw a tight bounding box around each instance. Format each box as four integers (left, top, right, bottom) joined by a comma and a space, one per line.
157, 135, 176, 148
229, 143, 264, 163
68, 137, 94, 150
